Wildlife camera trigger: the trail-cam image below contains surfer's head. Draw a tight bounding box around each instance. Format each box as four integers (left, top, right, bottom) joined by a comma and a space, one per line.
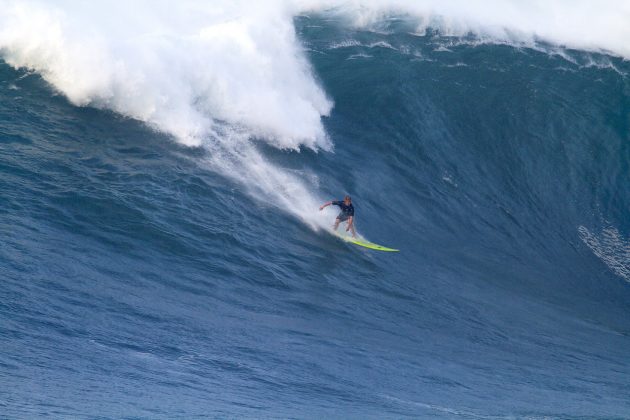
344, 195, 351, 204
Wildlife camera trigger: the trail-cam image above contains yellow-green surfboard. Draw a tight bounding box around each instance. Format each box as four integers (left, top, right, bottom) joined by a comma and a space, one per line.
334, 231, 399, 252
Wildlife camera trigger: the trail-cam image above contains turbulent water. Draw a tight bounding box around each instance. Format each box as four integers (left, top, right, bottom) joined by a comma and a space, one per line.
2, 1, 630, 418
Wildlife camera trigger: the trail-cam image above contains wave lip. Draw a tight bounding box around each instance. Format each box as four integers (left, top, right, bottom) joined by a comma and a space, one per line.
298, 0, 630, 59
4, 0, 629, 150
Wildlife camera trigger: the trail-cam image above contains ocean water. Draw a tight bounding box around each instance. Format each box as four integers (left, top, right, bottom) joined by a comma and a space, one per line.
1, 2, 630, 418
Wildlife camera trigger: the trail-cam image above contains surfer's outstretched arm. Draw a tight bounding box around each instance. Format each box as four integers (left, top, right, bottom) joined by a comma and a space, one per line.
319, 201, 333, 211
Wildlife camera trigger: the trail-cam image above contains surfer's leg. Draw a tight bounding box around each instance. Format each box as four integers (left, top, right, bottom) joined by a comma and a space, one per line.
333, 218, 340, 230
349, 223, 356, 237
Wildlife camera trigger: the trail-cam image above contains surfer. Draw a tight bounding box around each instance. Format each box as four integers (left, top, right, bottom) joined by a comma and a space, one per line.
319, 195, 356, 237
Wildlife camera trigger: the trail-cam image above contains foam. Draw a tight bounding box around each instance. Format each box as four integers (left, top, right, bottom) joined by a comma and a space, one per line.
0, 0, 335, 229
0, 0, 333, 149
579, 226, 630, 283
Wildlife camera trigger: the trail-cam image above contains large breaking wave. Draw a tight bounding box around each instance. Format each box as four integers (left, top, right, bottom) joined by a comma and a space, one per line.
1, 0, 629, 231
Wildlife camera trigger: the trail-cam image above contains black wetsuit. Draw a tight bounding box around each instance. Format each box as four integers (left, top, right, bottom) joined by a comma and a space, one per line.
332, 200, 354, 222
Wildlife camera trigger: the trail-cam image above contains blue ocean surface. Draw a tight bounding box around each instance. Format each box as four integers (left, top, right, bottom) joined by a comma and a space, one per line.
1, 6, 630, 419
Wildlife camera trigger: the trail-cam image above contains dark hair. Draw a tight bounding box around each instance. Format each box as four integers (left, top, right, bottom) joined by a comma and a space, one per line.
344, 195, 351, 201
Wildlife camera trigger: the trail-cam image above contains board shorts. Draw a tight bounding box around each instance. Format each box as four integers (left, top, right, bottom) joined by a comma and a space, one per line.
336, 213, 351, 222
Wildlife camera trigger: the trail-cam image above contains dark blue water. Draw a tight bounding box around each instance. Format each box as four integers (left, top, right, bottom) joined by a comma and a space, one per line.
2, 16, 630, 418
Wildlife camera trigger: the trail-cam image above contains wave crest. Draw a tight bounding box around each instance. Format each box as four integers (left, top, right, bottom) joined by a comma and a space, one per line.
0, 0, 333, 149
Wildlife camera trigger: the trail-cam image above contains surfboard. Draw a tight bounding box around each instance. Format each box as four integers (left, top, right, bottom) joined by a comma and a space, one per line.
333, 231, 399, 252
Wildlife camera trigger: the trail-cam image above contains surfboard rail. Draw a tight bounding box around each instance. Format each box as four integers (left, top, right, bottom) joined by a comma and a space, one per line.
333, 231, 399, 252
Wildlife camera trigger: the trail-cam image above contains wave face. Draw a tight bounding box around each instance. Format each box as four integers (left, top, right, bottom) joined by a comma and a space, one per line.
2, 2, 630, 418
